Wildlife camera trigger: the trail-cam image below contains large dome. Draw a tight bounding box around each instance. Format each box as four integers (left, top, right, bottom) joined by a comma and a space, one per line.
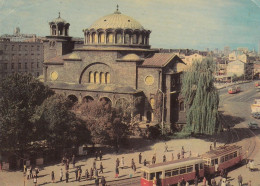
89, 10, 144, 30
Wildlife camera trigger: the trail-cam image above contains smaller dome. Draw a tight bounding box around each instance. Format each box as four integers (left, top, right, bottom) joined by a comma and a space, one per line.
51, 12, 67, 24
121, 54, 143, 61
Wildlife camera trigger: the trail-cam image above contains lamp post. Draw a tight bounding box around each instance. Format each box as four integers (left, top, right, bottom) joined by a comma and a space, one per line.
158, 89, 165, 135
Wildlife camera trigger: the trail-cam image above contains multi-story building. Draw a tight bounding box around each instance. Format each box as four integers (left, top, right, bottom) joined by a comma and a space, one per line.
0, 39, 44, 79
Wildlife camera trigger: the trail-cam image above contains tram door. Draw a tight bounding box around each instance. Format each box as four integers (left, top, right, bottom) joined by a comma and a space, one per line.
156, 171, 162, 186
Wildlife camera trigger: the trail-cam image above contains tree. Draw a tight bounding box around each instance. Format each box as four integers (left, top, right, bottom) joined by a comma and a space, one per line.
31, 94, 90, 154
74, 100, 129, 147
0, 73, 54, 157
181, 58, 220, 135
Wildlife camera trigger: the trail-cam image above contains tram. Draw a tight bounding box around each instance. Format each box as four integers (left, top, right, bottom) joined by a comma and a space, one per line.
140, 157, 205, 186
140, 145, 243, 186
201, 145, 243, 175
228, 86, 240, 94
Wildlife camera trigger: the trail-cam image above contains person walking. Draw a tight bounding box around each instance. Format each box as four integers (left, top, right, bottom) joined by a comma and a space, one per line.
65, 171, 69, 183
60, 168, 63, 182
33, 175, 37, 186
30, 166, 33, 179
116, 158, 120, 168
238, 174, 243, 186
163, 155, 166, 162
90, 167, 93, 179
131, 158, 135, 169
78, 167, 81, 182
133, 163, 136, 173
93, 159, 96, 170
85, 169, 89, 180
101, 176, 106, 186
121, 157, 124, 169
99, 162, 104, 174
115, 166, 119, 178
177, 153, 180, 159
164, 143, 168, 152
51, 171, 55, 183
139, 153, 142, 164
95, 177, 99, 186
75, 168, 78, 181
144, 159, 147, 166
94, 168, 98, 178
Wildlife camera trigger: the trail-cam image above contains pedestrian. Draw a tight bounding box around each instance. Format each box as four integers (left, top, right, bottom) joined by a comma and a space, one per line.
238, 174, 243, 186
177, 153, 180, 159
211, 178, 217, 186
99, 150, 102, 161
214, 139, 217, 148
101, 176, 106, 186
181, 149, 184, 159
78, 167, 81, 182
93, 159, 96, 169
116, 158, 120, 168
180, 177, 186, 186
33, 175, 37, 186
60, 168, 63, 182
94, 168, 98, 178
139, 153, 142, 164
131, 158, 135, 169
23, 164, 26, 174
133, 163, 136, 173
30, 166, 33, 178
115, 166, 119, 178
65, 171, 69, 183
85, 169, 89, 180
99, 162, 104, 173
202, 176, 207, 186
163, 155, 166, 162
27, 168, 30, 179
210, 144, 213, 151
172, 153, 174, 161
72, 155, 75, 168
51, 171, 55, 183
95, 151, 98, 160
35, 167, 39, 178
121, 156, 124, 169
90, 167, 93, 179
75, 168, 78, 181
95, 177, 99, 186
164, 143, 168, 152
144, 159, 147, 166
152, 155, 155, 164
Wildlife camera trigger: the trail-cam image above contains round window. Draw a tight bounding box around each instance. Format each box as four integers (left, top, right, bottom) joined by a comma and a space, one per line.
145, 75, 154, 85
50, 71, 58, 81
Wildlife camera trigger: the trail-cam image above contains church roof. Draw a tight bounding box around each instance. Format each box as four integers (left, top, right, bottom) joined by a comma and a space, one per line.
89, 9, 144, 30
142, 53, 181, 67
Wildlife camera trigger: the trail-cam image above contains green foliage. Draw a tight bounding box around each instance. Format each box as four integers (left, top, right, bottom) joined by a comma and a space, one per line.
181, 58, 220, 135
75, 100, 129, 146
31, 94, 90, 150
0, 73, 54, 154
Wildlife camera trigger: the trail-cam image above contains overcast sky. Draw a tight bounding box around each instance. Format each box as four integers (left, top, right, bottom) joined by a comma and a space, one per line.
1, 0, 260, 51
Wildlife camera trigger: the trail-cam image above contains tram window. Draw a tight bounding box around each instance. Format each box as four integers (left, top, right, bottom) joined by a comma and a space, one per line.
180, 167, 186, 174
165, 171, 171, 178
211, 160, 214, 166
214, 159, 219, 164
220, 156, 224, 163
229, 153, 233, 159
225, 155, 228, 161
200, 163, 203, 169
234, 151, 237, 157
187, 165, 193, 173
195, 164, 199, 171
172, 169, 179, 176
150, 173, 155, 181
143, 172, 147, 179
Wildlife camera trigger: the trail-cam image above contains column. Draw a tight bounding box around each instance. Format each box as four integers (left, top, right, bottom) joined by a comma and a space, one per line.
105, 31, 107, 44
113, 31, 116, 44
122, 31, 125, 44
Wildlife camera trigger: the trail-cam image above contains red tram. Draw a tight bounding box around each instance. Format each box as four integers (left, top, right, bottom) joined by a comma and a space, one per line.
140, 145, 243, 186
228, 86, 240, 94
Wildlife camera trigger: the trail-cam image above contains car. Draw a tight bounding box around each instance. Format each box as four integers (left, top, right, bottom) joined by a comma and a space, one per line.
248, 121, 259, 129
252, 112, 260, 119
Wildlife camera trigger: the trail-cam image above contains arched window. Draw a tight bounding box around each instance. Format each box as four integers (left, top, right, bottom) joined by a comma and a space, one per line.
116, 33, 122, 44
95, 72, 100, 84
106, 72, 110, 83
89, 71, 94, 83
125, 34, 130, 44
99, 33, 105, 43
51, 25, 56, 35
138, 35, 143, 44
150, 98, 155, 109
133, 34, 138, 44
100, 72, 105, 84
107, 33, 113, 43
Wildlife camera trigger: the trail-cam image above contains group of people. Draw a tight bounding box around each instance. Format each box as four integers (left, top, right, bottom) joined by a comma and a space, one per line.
24, 165, 39, 185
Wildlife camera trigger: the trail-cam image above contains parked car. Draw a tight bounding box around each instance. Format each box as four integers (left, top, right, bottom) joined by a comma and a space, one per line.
252, 112, 260, 119
248, 121, 259, 129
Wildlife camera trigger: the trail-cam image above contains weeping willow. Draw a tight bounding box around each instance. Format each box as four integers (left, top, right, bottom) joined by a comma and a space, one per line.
181, 58, 220, 135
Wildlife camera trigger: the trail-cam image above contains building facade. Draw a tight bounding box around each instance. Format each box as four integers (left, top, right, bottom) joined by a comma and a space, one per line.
43, 8, 186, 131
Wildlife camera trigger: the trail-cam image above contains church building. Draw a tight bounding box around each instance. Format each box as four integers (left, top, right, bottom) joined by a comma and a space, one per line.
43, 7, 186, 131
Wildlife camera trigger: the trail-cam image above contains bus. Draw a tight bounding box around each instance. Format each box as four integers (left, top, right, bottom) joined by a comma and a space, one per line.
140, 157, 205, 186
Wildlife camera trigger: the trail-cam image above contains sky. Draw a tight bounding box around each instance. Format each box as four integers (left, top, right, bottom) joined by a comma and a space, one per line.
1, 0, 260, 51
